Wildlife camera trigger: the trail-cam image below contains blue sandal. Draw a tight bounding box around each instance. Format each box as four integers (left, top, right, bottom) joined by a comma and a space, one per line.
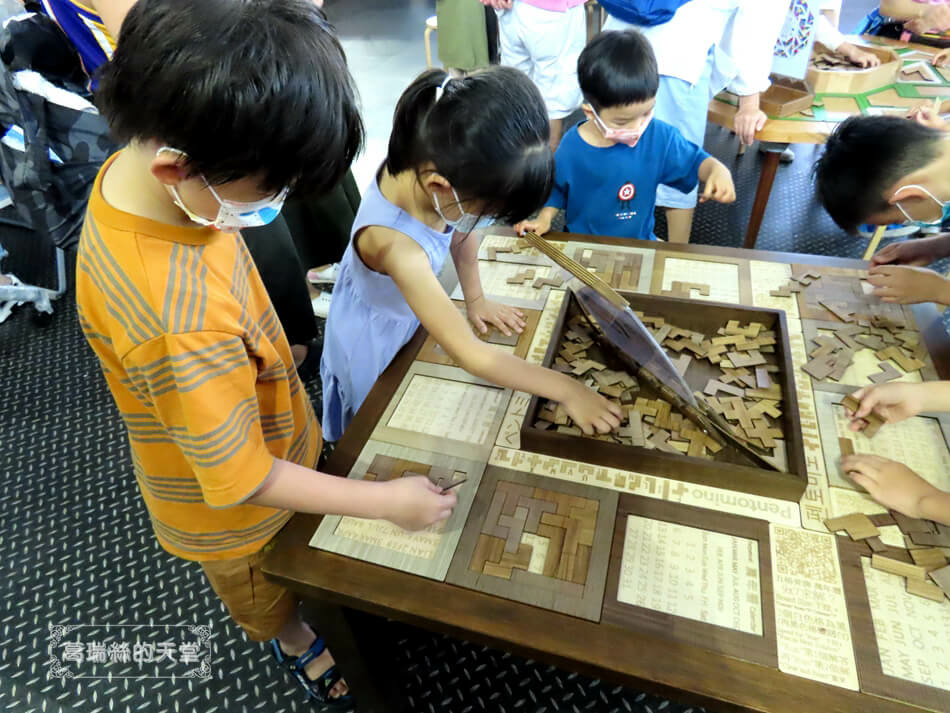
270, 636, 352, 708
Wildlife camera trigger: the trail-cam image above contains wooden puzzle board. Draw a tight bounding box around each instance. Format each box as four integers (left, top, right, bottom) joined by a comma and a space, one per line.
477, 234, 568, 265
769, 524, 859, 689
801, 320, 929, 387
827, 486, 906, 548
416, 301, 540, 367
568, 242, 655, 294
310, 441, 486, 579
617, 514, 763, 635
446, 465, 618, 621
449, 259, 564, 310
651, 255, 745, 304
813, 390, 950, 494
603, 495, 777, 668
374, 361, 511, 460
490, 446, 802, 527
863, 559, 950, 695
750, 260, 800, 319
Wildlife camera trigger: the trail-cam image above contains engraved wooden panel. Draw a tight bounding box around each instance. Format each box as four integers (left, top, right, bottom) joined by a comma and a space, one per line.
813, 390, 950, 494
373, 361, 512, 460
310, 441, 486, 579
649, 252, 753, 305
771, 524, 859, 689
603, 495, 778, 668
449, 259, 565, 310
446, 465, 617, 621
489, 446, 803, 526
750, 260, 800, 319
568, 243, 655, 294
416, 300, 541, 367
837, 537, 950, 710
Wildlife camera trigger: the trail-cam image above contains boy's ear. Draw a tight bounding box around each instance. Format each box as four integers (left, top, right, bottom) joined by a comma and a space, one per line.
581, 103, 596, 121
151, 150, 189, 187
886, 183, 928, 205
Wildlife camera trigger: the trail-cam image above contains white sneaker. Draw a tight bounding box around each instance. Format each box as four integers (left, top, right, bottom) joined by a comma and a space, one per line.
307, 263, 340, 285
311, 290, 332, 318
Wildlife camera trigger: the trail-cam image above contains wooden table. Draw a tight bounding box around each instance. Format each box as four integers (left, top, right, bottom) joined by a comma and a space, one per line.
263, 231, 950, 713
708, 35, 948, 250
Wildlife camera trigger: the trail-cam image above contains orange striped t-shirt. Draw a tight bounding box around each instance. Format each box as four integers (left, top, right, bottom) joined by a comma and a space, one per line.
76, 153, 321, 561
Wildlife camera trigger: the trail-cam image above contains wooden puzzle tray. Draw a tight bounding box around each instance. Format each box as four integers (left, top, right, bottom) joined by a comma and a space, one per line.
265, 231, 950, 713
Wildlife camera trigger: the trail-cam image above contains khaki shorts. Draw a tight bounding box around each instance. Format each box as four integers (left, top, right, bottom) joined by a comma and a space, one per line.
201, 549, 298, 641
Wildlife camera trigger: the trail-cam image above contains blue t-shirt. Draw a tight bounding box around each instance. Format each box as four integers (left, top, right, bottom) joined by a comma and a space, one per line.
546, 119, 710, 240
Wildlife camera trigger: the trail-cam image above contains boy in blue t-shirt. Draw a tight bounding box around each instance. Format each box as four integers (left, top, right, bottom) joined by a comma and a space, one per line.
516, 29, 735, 241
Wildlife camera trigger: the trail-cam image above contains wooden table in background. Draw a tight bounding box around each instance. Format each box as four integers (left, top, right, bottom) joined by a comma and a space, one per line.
709, 35, 947, 250
263, 231, 950, 713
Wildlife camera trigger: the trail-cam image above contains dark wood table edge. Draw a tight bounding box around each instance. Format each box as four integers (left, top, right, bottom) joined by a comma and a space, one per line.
262, 232, 947, 713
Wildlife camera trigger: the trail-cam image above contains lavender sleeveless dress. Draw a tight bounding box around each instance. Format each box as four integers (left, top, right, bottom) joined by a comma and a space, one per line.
320, 175, 453, 441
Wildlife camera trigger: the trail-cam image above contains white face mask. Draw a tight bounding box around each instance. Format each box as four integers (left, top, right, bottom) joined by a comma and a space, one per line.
432, 185, 495, 234
893, 183, 950, 228
157, 146, 288, 231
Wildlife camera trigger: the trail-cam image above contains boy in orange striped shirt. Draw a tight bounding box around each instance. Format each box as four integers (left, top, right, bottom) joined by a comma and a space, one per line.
76, 0, 457, 706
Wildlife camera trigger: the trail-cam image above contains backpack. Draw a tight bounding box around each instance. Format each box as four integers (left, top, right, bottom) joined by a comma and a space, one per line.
595, 0, 693, 26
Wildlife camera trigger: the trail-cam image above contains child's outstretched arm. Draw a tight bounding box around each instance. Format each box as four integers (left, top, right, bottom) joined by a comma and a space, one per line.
451, 230, 526, 336
697, 157, 736, 204
247, 459, 457, 531
380, 231, 622, 434
840, 454, 950, 524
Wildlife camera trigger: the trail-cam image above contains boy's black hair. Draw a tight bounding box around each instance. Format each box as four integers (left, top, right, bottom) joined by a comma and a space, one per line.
96, 0, 363, 195
577, 29, 658, 112
385, 66, 553, 225
814, 116, 942, 233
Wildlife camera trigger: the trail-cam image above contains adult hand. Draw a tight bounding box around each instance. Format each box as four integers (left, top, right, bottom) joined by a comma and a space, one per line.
838, 42, 881, 68
734, 107, 767, 146
871, 234, 950, 267
905, 5, 950, 35
840, 455, 939, 518
867, 264, 950, 304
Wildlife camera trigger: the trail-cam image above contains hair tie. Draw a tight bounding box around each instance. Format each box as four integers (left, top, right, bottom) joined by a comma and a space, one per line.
434, 74, 453, 103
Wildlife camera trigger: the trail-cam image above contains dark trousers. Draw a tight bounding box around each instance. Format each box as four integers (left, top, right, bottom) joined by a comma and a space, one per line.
241, 171, 360, 346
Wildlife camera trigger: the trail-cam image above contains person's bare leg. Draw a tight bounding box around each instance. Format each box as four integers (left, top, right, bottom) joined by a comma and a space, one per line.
549, 118, 564, 152
665, 207, 695, 244
276, 611, 348, 699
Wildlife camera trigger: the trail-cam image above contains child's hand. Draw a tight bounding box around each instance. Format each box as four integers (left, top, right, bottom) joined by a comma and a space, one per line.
838, 42, 881, 68
733, 107, 767, 146
560, 380, 622, 435
907, 103, 947, 131
934, 47, 950, 67
466, 295, 526, 336
867, 264, 950, 304
845, 383, 928, 429
871, 234, 950, 267
699, 164, 736, 204
515, 216, 551, 236
381, 476, 457, 531
840, 455, 939, 518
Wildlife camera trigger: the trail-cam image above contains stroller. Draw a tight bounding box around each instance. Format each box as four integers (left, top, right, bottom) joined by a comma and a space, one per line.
0, 9, 115, 323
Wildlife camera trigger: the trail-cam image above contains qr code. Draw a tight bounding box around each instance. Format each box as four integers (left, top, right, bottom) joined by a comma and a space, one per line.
774, 527, 838, 584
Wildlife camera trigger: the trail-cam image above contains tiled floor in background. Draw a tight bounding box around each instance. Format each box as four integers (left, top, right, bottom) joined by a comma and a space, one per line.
1, 1, 915, 712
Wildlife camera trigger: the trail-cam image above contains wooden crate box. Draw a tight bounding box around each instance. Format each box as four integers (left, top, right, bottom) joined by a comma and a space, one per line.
519, 291, 807, 502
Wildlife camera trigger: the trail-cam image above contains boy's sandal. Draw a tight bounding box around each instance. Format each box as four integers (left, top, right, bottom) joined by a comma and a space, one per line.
270, 637, 352, 708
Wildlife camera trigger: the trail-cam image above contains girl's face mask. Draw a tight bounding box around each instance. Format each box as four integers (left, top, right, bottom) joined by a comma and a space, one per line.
591, 107, 654, 148
157, 146, 288, 232
432, 185, 495, 234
